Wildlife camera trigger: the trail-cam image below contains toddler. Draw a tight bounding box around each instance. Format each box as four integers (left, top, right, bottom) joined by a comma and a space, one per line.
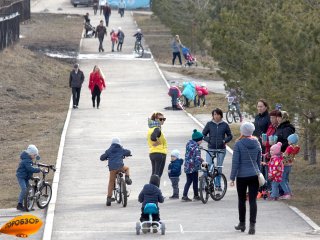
268, 142, 284, 200
168, 149, 183, 199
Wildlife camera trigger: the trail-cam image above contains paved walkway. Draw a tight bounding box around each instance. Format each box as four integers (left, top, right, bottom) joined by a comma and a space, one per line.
1, 1, 318, 239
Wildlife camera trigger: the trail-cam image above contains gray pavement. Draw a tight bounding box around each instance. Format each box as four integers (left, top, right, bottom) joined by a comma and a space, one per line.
1, 1, 318, 239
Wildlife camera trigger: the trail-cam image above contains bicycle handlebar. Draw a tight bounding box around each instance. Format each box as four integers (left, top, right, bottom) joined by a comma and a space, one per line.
37, 163, 56, 172
199, 146, 225, 154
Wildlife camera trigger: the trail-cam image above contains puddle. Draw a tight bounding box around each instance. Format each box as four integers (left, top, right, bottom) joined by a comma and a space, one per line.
78, 51, 152, 60
45, 52, 76, 59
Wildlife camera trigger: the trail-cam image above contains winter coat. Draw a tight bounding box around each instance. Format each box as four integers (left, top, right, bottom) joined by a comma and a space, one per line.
103, 5, 111, 16
184, 140, 202, 174
110, 31, 118, 42
168, 159, 183, 178
283, 145, 300, 166
195, 86, 209, 96
268, 155, 284, 182
182, 82, 196, 101
275, 121, 295, 152
138, 184, 164, 208
134, 32, 143, 41
118, 1, 126, 8
230, 137, 262, 181
100, 143, 131, 171
16, 151, 41, 180
88, 71, 106, 93
117, 30, 125, 43
202, 120, 233, 150
147, 119, 167, 154
253, 111, 270, 139
69, 69, 84, 88
171, 40, 181, 53
168, 86, 181, 105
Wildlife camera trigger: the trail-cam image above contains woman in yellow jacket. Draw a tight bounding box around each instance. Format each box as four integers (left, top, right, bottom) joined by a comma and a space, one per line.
147, 112, 168, 178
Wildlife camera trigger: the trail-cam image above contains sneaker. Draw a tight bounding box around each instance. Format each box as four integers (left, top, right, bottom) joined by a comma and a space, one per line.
106, 197, 115, 206
279, 194, 291, 200
125, 176, 132, 185
152, 225, 158, 233
193, 196, 201, 201
16, 203, 24, 211
215, 187, 223, 192
73, 105, 77, 109
181, 196, 192, 202
169, 195, 179, 199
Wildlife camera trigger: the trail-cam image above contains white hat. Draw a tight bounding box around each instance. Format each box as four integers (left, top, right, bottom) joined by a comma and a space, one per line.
26, 144, 39, 156
201, 83, 206, 87
118, 27, 122, 30
111, 138, 121, 145
240, 122, 255, 136
171, 149, 180, 159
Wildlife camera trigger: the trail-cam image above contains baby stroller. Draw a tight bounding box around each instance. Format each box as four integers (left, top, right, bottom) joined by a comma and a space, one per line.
84, 22, 96, 38
182, 46, 197, 67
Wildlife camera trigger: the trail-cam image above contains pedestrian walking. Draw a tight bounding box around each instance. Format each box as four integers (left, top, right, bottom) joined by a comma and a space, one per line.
118, 0, 126, 17
88, 65, 106, 109
95, 20, 107, 52
181, 129, 204, 202
103, 3, 111, 27
93, 0, 98, 15
171, 35, 182, 65
168, 149, 183, 199
110, 28, 118, 52
99, 0, 106, 15
117, 27, 125, 51
147, 112, 168, 179
202, 108, 233, 189
69, 63, 84, 109
230, 122, 262, 235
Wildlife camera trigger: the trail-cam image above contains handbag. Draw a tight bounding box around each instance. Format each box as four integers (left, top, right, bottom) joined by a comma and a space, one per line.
241, 142, 266, 187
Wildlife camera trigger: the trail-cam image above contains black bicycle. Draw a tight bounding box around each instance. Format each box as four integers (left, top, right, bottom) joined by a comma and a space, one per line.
24, 163, 56, 211
226, 96, 241, 124
134, 40, 144, 58
199, 148, 227, 203
113, 155, 132, 207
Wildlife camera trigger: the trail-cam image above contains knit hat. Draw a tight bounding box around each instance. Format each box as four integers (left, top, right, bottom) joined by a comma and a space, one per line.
281, 111, 289, 122
111, 138, 121, 145
240, 122, 255, 136
150, 174, 160, 187
26, 144, 39, 156
192, 129, 203, 142
270, 142, 282, 155
171, 149, 180, 159
288, 134, 299, 144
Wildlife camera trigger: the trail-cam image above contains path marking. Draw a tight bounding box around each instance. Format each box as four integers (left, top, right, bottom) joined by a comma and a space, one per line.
289, 206, 320, 231
179, 224, 184, 234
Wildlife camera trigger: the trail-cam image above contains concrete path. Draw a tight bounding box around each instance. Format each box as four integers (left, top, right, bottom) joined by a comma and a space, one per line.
2, 1, 317, 239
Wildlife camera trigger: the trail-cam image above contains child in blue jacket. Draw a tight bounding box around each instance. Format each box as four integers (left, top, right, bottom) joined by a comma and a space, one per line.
16, 145, 41, 211
168, 149, 183, 199
100, 138, 132, 206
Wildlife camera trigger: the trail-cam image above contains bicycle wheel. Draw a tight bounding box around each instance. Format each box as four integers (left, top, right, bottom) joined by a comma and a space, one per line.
120, 179, 127, 207
210, 173, 227, 201
226, 111, 234, 124
114, 180, 122, 204
199, 175, 209, 204
36, 183, 52, 209
23, 185, 36, 212
233, 111, 240, 123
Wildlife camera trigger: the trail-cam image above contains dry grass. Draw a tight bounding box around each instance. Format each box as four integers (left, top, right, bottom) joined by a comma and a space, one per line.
0, 13, 82, 208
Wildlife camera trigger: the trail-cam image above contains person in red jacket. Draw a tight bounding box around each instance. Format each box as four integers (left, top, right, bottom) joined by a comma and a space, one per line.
110, 28, 118, 52
88, 65, 106, 109
195, 83, 209, 107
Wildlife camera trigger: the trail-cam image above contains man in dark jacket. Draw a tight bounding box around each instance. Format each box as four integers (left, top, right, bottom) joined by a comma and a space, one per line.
202, 108, 232, 190
100, 138, 132, 206
139, 175, 164, 223
16, 145, 41, 211
103, 3, 111, 27
69, 63, 84, 109
95, 20, 107, 52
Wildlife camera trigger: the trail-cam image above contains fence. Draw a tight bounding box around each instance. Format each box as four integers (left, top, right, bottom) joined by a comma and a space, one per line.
0, 0, 30, 50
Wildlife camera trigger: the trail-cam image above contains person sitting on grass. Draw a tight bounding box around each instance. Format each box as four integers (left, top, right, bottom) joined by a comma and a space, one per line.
139, 174, 164, 233
16, 145, 41, 211
100, 138, 132, 206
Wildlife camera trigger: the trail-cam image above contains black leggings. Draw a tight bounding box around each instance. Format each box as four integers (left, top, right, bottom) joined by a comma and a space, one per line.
172, 52, 182, 65
236, 175, 259, 224
149, 153, 166, 178
92, 85, 101, 107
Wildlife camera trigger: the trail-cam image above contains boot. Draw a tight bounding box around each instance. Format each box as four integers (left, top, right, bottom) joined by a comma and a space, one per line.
106, 197, 115, 206
248, 223, 255, 235
235, 222, 246, 232
125, 175, 132, 185
16, 203, 24, 211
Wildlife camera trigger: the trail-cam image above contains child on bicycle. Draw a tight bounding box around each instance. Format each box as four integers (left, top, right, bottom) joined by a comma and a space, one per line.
138, 174, 164, 232
133, 28, 143, 48
100, 138, 132, 206
168, 149, 183, 199
182, 129, 204, 201
16, 144, 41, 211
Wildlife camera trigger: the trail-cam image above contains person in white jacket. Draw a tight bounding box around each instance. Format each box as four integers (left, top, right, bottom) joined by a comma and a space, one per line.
118, 0, 126, 17
99, 0, 107, 15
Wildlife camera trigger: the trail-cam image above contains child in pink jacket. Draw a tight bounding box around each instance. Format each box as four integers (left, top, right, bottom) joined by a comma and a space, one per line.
110, 28, 118, 52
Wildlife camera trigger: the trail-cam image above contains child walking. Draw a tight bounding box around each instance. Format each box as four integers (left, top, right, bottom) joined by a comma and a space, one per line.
182, 129, 204, 201
279, 134, 300, 199
100, 138, 132, 206
110, 28, 118, 52
268, 142, 284, 200
117, 27, 125, 51
168, 149, 183, 199
16, 145, 41, 211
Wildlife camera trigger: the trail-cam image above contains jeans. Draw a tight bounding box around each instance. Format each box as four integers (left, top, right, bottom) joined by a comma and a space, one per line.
196, 95, 206, 107
92, 85, 101, 107
104, 14, 110, 27
170, 177, 180, 197
206, 148, 226, 187
149, 153, 166, 178
236, 175, 259, 224
17, 177, 29, 204
72, 87, 81, 106
117, 41, 123, 51
279, 166, 292, 194
172, 52, 182, 65
111, 41, 116, 51
183, 171, 199, 197
98, 36, 104, 51
271, 181, 280, 198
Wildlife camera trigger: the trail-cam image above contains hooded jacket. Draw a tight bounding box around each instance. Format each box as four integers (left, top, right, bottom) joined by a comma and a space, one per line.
202, 120, 233, 149
100, 143, 131, 171
184, 140, 202, 174
230, 137, 262, 181
182, 82, 196, 101
138, 175, 164, 208
275, 121, 295, 152
16, 151, 41, 180
88, 71, 106, 93
168, 158, 183, 177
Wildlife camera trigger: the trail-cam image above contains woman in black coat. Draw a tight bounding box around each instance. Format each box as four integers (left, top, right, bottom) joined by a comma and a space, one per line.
253, 99, 270, 153
275, 111, 295, 152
